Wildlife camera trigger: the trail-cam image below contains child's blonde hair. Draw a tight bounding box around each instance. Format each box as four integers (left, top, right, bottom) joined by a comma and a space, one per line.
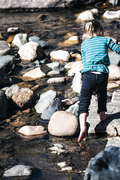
84, 20, 104, 37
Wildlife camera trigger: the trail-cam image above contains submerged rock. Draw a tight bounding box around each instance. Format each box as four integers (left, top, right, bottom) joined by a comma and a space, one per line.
0, 90, 8, 120
4, 165, 32, 177
18, 125, 47, 136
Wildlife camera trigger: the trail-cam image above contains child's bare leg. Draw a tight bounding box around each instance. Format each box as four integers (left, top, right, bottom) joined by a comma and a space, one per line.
99, 111, 111, 121
78, 113, 88, 143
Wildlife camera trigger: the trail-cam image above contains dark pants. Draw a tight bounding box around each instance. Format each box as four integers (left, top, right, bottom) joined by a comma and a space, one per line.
78, 71, 108, 115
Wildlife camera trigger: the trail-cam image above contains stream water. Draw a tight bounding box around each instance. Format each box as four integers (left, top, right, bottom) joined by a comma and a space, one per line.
0, 4, 120, 180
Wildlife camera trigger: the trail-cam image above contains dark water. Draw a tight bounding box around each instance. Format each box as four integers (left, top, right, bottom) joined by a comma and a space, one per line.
0, 4, 120, 180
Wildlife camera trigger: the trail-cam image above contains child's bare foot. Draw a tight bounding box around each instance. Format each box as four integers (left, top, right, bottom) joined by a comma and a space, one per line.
78, 127, 87, 143
99, 111, 111, 121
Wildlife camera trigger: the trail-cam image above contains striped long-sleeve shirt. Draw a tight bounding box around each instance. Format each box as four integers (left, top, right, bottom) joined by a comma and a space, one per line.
81, 36, 120, 74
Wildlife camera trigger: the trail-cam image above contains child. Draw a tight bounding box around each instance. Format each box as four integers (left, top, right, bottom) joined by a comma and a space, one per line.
78, 20, 120, 143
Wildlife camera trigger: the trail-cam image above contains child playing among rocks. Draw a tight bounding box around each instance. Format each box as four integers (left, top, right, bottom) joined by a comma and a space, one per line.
78, 19, 120, 143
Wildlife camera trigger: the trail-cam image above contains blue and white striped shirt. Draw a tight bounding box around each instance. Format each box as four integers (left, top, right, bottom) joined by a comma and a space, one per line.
81, 36, 120, 74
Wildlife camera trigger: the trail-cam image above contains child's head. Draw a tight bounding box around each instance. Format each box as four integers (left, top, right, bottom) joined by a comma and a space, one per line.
84, 20, 104, 38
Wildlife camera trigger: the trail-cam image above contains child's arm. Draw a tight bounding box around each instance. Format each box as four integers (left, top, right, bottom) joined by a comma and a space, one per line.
107, 37, 120, 54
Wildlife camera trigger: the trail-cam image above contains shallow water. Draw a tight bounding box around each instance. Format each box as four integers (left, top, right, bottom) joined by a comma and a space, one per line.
0, 4, 120, 180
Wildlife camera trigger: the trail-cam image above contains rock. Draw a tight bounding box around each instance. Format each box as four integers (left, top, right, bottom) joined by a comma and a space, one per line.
71, 72, 82, 93
5, 84, 20, 99
50, 50, 70, 63
106, 124, 118, 137
0, 69, 12, 88
91, 8, 98, 15
109, 52, 120, 66
84, 146, 120, 180
46, 62, 60, 70
68, 62, 83, 76
7, 27, 20, 33
58, 162, 66, 168
65, 61, 82, 70
47, 70, 60, 76
18, 125, 47, 136
47, 77, 65, 84
103, 10, 120, 19
41, 98, 63, 120
12, 88, 34, 110
0, 0, 103, 9
108, 65, 120, 80
62, 167, 72, 171
0, 40, 11, 55
107, 82, 119, 90
66, 101, 79, 117
0, 55, 15, 73
48, 111, 79, 137
59, 36, 79, 47
35, 90, 56, 114
111, 90, 120, 103
7, 35, 15, 44
61, 96, 79, 106
76, 10, 94, 22
29, 36, 48, 48
106, 137, 120, 147
3, 165, 32, 177
22, 67, 46, 81
71, 53, 82, 61
18, 41, 46, 62
49, 143, 65, 154
0, 90, 8, 120
12, 33, 28, 48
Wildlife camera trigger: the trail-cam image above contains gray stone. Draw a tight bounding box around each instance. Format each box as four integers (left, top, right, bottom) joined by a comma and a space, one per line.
29, 36, 48, 48
35, 90, 56, 114
0, 90, 8, 120
0, 41, 11, 56
0, 0, 103, 9
0, 55, 15, 73
4, 165, 32, 177
41, 98, 63, 120
66, 101, 79, 116
84, 146, 120, 180
109, 52, 120, 66
5, 84, 20, 99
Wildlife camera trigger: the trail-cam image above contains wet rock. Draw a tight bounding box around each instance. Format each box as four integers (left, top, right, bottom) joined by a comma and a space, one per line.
47, 77, 65, 84
22, 67, 46, 81
109, 52, 120, 66
18, 125, 47, 136
71, 53, 82, 61
29, 36, 49, 48
76, 10, 94, 22
46, 61, 60, 70
12, 33, 28, 48
48, 111, 79, 137
7, 35, 15, 44
58, 162, 66, 168
62, 166, 72, 171
35, 90, 56, 114
62, 96, 79, 106
0, 41, 11, 55
18, 41, 46, 61
12, 88, 34, 110
5, 84, 20, 99
50, 50, 70, 62
0, 55, 15, 73
41, 98, 63, 120
84, 146, 120, 180
7, 27, 20, 34
4, 165, 32, 177
49, 143, 65, 154
59, 36, 79, 47
0, 69, 12, 88
0, 90, 8, 120
71, 72, 82, 93
47, 70, 60, 76
103, 10, 120, 19
108, 65, 120, 80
